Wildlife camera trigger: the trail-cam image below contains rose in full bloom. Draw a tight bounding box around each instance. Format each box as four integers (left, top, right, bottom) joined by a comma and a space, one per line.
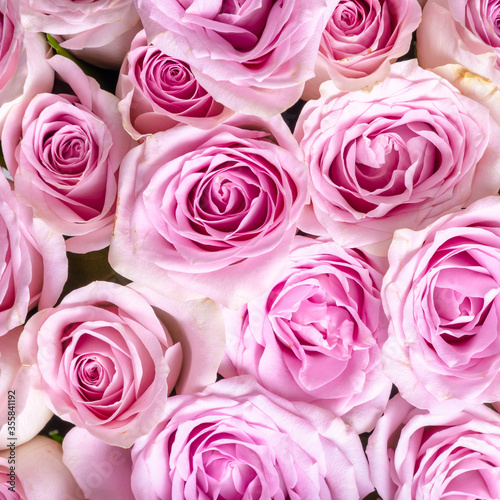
131, 376, 374, 500
117, 30, 233, 141
0, 327, 52, 449
0, 173, 67, 336
0, 0, 53, 134
367, 394, 500, 499
295, 60, 500, 250
0, 436, 84, 499
20, 0, 141, 69
303, 0, 422, 98
221, 236, 391, 433
134, 0, 334, 117
382, 196, 500, 412
109, 115, 308, 309
2, 55, 132, 253
18, 281, 184, 447
417, 0, 500, 86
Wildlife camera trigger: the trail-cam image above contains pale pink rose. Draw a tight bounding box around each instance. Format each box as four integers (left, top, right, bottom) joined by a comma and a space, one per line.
117, 30, 233, 141
0, 173, 67, 336
109, 114, 308, 309
63, 427, 134, 500
20, 0, 141, 69
18, 281, 184, 447
0, 435, 84, 499
0, 327, 52, 450
417, 0, 500, 87
295, 59, 500, 251
135, 0, 334, 117
367, 394, 500, 499
382, 196, 500, 412
2, 55, 133, 254
303, 0, 422, 98
0, 1, 53, 134
131, 376, 374, 500
220, 236, 391, 433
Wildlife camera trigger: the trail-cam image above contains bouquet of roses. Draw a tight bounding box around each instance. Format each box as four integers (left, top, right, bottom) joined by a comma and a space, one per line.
2, 0, 500, 498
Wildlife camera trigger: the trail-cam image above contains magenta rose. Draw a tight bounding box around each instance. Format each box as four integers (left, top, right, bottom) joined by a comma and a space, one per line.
2, 55, 133, 253
221, 236, 391, 433
367, 394, 500, 499
109, 115, 307, 308
295, 59, 500, 250
1, 436, 84, 499
18, 281, 184, 447
303, 0, 421, 97
20, 0, 141, 69
0, 327, 52, 450
417, 0, 500, 87
131, 376, 374, 500
382, 196, 500, 412
134, 0, 333, 117
117, 30, 233, 141
0, 173, 67, 336
0, 0, 53, 134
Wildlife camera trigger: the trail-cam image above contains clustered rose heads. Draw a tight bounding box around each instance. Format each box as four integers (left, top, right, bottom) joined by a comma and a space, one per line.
5, 0, 500, 498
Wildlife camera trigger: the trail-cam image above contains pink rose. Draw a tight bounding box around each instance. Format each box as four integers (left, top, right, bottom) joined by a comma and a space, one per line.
295, 60, 500, 250
117, 30, 233, 141
382, 196, 500, 412
303, 0, 422, 98
0, 1, 53, 134
0, 327, 52, 450
63, 427, 134, 500
18, 281, 184, 447
131, 376, 374, 500
134, 0, 334, 117
0, 173, 67, 336
0, 436, 84, 499
367, 394, 500, 499
109, 115, 308, 308
20, 0, 141, 69
2, 55, 133, 254
417, 0, 500, 87
220, 236, 391, 433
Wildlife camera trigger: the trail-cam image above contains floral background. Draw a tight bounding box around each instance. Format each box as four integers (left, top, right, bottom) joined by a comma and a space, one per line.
2, 0, 500, 498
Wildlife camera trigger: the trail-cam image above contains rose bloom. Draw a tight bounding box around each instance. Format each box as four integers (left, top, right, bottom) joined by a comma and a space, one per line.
417, 0, 500, 87
0, 436, 84, 499
367, 394, 500, 499
109, 115, 307, 309
0, 173, 67, 336
221, 236, 391, 434
18, 281, 183, 448
382, 196, 500, 412
135, 0, 334, 117
131, 376, 374, 500
0, 327, 52, 450
2, 55, 132, 254
0, 0, 53, 134
295, 60, 500, 250
303, 0, 422, 98
117, 30, 233, 141
20, 0, 141, 69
